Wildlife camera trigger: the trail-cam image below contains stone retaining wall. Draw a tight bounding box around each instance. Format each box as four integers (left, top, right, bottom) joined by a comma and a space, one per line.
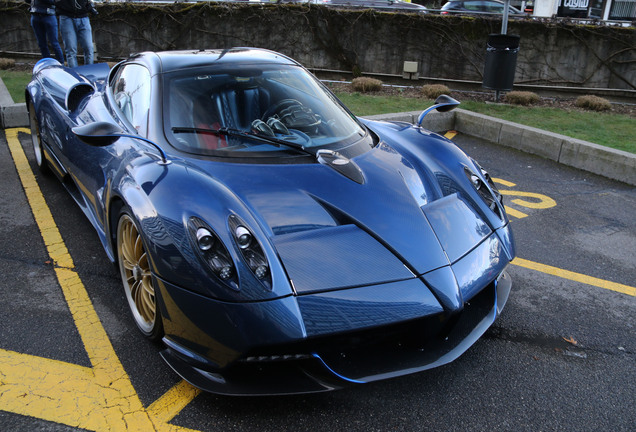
1, 1, 634, 89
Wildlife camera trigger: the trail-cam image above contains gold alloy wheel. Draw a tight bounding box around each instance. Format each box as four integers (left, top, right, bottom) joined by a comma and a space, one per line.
117, 213, 157, 336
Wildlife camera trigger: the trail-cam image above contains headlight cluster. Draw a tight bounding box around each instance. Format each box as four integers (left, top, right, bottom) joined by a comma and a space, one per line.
188, 215, 272, 291
229, 215, 272, 289
478, 165, 503, 205
464, 163, 504, 219
188, 217, 238, 290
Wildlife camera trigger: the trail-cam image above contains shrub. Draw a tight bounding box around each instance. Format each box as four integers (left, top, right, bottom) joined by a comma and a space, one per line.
420, 84, 450, 99
504, 91, 540, 106
0, 58, 16, 70
575, 95, 612, 112
351, 77, 383, 92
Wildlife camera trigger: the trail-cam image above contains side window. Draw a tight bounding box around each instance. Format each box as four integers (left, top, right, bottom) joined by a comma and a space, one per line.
464, 1, 482, 11
110, 64, 151, 136
489, 2, 504, 12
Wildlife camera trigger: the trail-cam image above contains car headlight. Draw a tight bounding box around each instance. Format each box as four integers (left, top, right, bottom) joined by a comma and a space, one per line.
476, 164, 503, 205
234, 226, 252, 249
229, 214, 272, 290
464, 162, 504, 219
195, 227, 215, 251
188, 217, 238, 290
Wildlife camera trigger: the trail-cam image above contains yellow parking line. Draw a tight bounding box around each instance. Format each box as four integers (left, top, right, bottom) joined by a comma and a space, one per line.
512, 257, 636, 297
3, 128, 201, 431
500, 190, 557, 209
493, 178, 517, 188
503, 206, 528, 219
147, 380, 202, 424
444, 130, 458, 140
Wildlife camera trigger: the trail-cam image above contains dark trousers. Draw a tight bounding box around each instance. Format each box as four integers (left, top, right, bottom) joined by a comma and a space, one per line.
30, 13, 65, 63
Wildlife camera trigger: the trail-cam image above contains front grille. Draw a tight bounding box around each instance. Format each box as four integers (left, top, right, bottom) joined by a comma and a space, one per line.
238, 282, 496, 382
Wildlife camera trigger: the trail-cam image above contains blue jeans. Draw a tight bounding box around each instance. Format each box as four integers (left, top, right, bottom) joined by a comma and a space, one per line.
30, 14, 65, 63
59, 16, 94, 68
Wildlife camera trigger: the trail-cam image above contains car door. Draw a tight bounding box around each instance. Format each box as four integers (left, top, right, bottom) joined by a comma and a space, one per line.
65, 63, 152, 231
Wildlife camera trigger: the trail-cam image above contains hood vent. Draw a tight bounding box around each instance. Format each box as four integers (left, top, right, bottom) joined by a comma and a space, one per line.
316, 150, 365, 184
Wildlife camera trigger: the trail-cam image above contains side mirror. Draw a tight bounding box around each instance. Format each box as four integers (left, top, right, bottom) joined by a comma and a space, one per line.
72, 122, 125, 147
432, 94, 460, 112
417, 95, 460, 125
72, 121, 170, 164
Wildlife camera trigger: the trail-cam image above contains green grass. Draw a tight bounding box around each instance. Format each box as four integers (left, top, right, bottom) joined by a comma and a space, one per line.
336, 92, 635, 154
336, 92, 426, 117
460, 101, 635, 154
0, 70, 30, 104
1, 69, 633, 154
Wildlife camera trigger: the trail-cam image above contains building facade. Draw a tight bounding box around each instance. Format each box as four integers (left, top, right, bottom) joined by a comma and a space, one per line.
532, 0, 636, 20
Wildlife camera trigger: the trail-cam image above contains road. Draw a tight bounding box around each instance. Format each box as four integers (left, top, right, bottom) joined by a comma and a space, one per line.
1, 126, 634, 431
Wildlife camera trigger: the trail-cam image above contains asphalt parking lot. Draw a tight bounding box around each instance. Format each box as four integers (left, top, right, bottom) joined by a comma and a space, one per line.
1, 126, 634, 431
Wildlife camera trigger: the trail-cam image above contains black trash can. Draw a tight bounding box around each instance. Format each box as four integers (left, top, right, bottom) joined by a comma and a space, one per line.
482, 34, 520, 91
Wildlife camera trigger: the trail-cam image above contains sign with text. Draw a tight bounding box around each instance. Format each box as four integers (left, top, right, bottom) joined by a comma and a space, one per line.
558, 0, 590, 16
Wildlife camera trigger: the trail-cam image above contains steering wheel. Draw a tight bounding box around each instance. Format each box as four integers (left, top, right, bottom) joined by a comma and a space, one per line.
262, 99, 304, 120
263, 98, 322, 131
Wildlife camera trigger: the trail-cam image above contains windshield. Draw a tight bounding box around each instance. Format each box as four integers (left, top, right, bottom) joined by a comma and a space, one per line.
163, 64, 369, 157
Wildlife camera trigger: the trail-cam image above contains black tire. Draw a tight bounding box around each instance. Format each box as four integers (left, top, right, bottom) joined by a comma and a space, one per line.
116, 206, 163, 341
28, 101, 51, 175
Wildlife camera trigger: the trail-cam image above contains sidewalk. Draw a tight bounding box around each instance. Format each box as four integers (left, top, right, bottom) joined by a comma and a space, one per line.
2, 78, 635, 186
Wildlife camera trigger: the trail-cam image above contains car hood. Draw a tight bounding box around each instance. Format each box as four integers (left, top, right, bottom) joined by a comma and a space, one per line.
187, 125, 503, 295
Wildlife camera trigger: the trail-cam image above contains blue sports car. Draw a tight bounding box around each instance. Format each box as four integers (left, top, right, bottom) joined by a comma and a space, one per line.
26, 48, 515, 395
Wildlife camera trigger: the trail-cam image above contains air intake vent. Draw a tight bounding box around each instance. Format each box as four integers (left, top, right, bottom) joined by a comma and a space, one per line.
66, 83, 94, 112
435, 172, 462, 198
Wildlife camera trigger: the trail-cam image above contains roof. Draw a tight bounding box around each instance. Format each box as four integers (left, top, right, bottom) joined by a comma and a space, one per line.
128, 48, 300, 74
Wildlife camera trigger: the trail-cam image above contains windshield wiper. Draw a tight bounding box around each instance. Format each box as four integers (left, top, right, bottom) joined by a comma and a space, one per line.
171, 126, 315, 157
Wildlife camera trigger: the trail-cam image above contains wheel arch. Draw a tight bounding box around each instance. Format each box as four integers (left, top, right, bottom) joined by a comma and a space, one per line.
25, 92, 33, 111
106, 176, 165, 263
106, 182, 157, 258
107, 195, 126, 264
25, 81, 42, 112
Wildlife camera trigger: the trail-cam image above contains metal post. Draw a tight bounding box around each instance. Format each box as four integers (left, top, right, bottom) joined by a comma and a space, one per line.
501, 0, 511, 34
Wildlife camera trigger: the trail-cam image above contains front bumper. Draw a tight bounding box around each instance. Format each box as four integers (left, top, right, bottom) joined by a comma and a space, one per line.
157, 269, 512, 395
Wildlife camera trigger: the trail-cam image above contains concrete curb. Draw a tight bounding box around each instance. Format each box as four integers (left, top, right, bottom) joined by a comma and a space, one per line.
2, 78, 634, 186
365, 109, 636, 187
0, 78, 28, 129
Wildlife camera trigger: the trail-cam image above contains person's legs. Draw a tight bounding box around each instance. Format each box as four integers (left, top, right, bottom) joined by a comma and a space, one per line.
75, 17, 94, 65
30, 14, 51, 58
42, 14, 65, 64
59, 15, 78, 68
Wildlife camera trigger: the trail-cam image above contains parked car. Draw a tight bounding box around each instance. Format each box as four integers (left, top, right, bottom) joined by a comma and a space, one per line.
441, 0, 523, 15
523, 0, 534, 13
284, 0, 428, 13
26, 48, 514, 395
